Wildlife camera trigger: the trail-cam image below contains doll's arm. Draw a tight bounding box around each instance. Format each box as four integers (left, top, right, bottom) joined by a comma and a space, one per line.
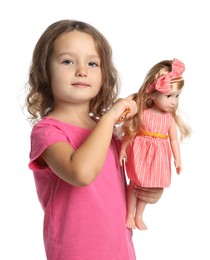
119, 137, 130, 166
168, 121, 182, 174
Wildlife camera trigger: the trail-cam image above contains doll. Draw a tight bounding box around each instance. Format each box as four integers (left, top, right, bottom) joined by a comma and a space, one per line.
119, 59, 191, 230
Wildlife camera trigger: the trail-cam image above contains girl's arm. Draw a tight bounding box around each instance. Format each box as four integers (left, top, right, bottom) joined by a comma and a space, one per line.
41, 98, 137, 187
168, 120, 182, 174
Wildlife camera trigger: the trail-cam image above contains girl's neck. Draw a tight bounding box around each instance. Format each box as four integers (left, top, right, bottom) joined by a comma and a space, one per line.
48, 105, 96, 129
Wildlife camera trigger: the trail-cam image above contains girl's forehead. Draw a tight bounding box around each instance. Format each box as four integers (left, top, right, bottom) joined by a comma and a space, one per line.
52, 31, 99, 57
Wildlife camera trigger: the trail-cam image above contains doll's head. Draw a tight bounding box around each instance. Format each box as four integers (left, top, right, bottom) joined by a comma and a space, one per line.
123, 59, 191, 140
138, 59, 185, 110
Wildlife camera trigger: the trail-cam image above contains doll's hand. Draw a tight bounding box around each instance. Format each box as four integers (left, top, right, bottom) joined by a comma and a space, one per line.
174, 160, 182, 174
119, 153, 127, 167
119, 138, 130, 166
133, 186, 164, 204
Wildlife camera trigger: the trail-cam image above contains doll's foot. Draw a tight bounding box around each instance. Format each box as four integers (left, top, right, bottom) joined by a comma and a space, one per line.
135, 217, 148, 230
126, 216, 136, 229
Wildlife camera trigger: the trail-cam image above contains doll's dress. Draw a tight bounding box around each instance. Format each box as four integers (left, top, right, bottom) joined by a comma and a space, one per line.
126, 108, 173, 187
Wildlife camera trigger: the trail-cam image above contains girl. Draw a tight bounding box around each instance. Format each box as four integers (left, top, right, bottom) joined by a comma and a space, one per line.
119, 59, 191, 230
25, 20, 163, 260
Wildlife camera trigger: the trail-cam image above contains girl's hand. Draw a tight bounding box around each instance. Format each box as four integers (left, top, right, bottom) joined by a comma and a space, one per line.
133, 186, 164, 204
108, 96, 137, 124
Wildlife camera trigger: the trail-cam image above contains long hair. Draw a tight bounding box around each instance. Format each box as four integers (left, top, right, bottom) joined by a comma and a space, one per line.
123, 60, 191, 141
25, 20, 119, 125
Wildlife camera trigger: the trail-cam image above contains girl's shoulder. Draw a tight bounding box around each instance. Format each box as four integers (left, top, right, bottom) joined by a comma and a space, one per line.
31, 116, 91, 142
32, 116, 62, 128
33, 116, 92, 132
31, 116, 92, 152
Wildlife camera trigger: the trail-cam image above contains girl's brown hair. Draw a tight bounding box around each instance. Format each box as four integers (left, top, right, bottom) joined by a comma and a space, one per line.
25, 20, 119, 124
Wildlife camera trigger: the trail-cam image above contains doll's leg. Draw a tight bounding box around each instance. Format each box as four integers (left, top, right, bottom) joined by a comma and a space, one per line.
126, 181, 137, 229
135, 199, 147, 230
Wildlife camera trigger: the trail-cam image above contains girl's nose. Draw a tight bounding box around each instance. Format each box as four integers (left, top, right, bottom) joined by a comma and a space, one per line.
75, 64, 87, 77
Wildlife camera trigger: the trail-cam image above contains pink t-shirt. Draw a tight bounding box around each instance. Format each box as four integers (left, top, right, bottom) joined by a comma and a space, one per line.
29, 117, 136, 260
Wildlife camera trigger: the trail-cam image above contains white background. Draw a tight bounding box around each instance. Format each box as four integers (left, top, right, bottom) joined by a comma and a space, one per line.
1, 0, 209, 259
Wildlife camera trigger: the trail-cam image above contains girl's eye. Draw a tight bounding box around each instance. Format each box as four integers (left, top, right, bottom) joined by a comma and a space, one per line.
176, 94, 180, 98
63, 59, 74, 65
166, 95, 171, 98
88, 62, 99, 67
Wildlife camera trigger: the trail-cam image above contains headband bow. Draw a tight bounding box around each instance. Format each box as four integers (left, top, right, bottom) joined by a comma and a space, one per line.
146, 58, 185, 93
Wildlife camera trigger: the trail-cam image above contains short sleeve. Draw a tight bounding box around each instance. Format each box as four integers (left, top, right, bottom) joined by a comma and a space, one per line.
29, 122, 68, 170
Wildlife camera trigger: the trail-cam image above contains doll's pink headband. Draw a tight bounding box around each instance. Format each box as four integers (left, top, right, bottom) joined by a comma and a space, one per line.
146, 58, 185, 93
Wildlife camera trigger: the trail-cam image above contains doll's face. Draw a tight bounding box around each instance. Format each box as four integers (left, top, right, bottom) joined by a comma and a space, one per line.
152, 88, 182, 113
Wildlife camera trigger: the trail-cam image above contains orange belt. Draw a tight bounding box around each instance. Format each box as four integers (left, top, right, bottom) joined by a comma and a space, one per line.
138, 130, 168, 139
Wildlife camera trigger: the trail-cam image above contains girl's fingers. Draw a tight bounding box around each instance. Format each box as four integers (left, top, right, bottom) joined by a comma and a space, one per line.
117, 109, 130, 123
126, 93, 137, 100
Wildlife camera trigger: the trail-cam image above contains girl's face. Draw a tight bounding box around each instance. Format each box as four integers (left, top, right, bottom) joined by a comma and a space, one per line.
49, 30, 102, 107
152, 87, 182, 113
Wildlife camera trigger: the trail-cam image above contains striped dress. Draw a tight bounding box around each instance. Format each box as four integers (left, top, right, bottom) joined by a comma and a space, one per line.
126, 108, 173, 187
